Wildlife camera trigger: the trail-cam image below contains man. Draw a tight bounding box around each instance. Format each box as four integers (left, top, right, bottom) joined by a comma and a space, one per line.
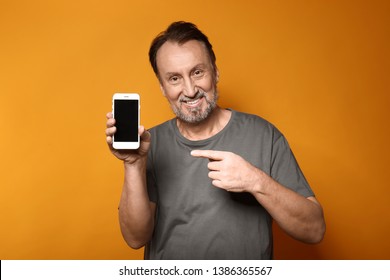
105, 21, 325, 259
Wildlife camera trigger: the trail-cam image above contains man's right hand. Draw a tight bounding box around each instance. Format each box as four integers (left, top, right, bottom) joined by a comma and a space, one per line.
105, 112, 151, 164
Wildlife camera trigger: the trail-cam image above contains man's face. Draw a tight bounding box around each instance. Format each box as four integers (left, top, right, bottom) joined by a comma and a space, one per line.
156, 40, 218, 124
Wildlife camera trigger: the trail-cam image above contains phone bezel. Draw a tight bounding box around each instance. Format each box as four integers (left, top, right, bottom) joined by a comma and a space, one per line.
112, 93, 140, 150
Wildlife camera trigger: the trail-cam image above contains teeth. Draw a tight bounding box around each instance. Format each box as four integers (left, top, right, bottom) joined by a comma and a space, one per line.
187, 99, 199, 105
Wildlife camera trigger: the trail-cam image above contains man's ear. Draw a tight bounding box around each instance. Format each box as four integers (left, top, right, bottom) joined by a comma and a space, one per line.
215, 69, 220, 83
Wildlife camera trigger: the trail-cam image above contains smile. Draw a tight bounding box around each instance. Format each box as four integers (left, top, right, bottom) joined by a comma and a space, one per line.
186, 98, 201, 105
182, 97, 203, 108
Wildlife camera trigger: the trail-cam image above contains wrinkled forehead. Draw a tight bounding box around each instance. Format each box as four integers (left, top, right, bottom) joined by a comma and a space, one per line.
156, 40, 214, 74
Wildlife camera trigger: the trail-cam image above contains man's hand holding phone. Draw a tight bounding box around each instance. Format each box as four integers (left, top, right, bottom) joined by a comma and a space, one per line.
105, 93, 151, 164
106, 112, 151, 164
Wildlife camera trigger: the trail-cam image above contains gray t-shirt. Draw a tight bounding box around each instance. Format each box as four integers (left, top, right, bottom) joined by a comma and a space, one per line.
145, 110, 314, 259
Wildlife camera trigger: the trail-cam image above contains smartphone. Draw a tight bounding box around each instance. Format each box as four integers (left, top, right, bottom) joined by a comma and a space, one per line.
112, 93, 140, 149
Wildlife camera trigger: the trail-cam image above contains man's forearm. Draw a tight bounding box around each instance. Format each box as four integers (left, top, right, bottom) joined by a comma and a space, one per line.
250, 169, 325, 243
118, 159, 155, 249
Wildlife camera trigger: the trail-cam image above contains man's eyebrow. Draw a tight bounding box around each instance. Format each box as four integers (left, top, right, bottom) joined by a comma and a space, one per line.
192, 63, 207, 69
165, 71, 180, 77
162, 64, 209, 78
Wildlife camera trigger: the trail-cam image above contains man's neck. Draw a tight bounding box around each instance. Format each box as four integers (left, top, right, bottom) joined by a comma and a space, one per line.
176, 107, 232, 141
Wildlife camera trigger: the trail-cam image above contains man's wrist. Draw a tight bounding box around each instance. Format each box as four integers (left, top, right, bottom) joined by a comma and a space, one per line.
250, 167, 269, 195
124, 156, 147, 170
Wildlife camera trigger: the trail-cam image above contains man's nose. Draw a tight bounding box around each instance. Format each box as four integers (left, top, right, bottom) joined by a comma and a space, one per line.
182, 77, 197, 98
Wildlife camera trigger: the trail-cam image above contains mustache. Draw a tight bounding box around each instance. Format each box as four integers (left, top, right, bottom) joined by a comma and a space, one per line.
179, 90, 205, 102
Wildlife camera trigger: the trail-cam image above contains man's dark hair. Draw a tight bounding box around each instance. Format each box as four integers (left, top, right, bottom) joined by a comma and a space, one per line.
149, 21, 217, 76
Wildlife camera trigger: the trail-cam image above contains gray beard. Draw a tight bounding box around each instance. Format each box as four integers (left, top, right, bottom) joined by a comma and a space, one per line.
172, 90, 219, 124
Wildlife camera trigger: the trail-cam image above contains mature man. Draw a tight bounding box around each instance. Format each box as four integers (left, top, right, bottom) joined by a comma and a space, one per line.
105, 21, 325, 259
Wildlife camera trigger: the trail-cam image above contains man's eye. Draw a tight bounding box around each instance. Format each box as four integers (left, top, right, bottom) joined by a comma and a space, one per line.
169, 76, 180, 83
193, 69, 204, 77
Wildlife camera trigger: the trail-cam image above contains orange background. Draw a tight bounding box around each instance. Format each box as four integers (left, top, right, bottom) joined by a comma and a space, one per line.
1, 0, 389, 260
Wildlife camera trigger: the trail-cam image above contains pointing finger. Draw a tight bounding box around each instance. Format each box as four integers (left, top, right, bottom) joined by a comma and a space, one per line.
190, 150, 226, 161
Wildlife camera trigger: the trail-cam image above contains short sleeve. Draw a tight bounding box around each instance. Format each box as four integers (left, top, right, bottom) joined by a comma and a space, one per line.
146, 138, 158, 203
270, 127, 314, 198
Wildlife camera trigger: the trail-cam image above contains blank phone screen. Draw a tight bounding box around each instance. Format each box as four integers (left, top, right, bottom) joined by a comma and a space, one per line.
114, 99, 138, 142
